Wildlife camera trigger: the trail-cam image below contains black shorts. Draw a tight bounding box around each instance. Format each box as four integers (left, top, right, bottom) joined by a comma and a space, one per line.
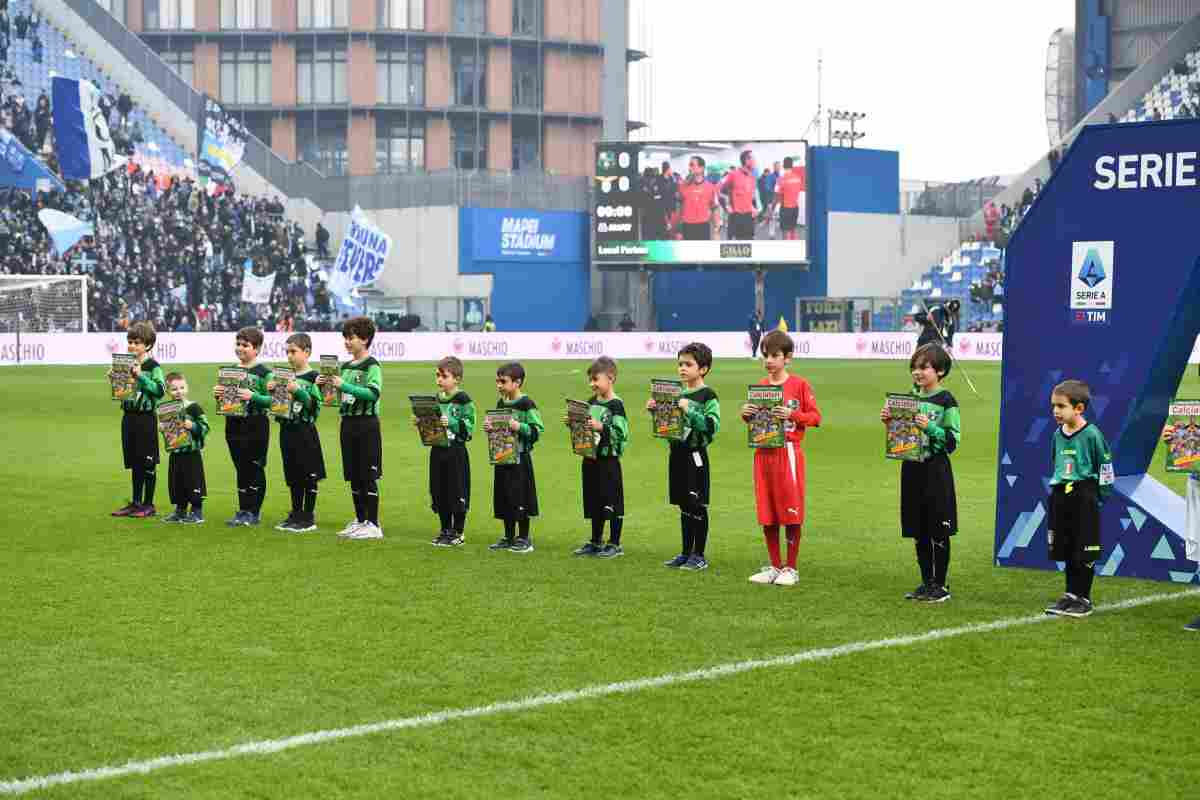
582, 456, 624, 519
280, 423, 326, 486
226, 414, 269, 469
1048, 481, 1103, 562
430, 445, 471, 514
669, 443, 710, 510
494, 453, 538, 520
729, 212, 755, 240
168, 450, 206, 507
681, 222, 710, 241
780, 206, 800, 231
900, 453, 957, 538
121, 411, 159, 469
341, 415, 383, 482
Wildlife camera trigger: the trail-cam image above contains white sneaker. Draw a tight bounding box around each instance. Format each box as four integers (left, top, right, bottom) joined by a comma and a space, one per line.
337, 519, 363, 538
748, 566, 781, 584
352, 522, 384, 540
774, 567, 799, 586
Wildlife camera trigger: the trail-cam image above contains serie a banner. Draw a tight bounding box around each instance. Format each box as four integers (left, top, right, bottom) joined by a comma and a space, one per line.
328, 206, 392, 299
197, 96, 248, 183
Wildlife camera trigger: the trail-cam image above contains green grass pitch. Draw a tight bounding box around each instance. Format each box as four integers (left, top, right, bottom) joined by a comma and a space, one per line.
2, 357, 1199, 798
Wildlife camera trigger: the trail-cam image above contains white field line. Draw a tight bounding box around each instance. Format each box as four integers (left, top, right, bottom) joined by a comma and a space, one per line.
2, 588, 1197, 796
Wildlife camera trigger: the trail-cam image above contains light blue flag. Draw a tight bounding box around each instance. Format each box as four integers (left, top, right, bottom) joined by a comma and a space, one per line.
38, 209, 94, 256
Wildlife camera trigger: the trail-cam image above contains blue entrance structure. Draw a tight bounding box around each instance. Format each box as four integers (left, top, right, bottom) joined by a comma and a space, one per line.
996, 119, 1200, 583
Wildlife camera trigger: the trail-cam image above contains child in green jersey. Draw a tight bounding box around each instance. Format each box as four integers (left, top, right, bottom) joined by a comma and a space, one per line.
424, 355, 476, 547
569, 356, 630, 558
162, 372, 209, 524
267, 333, 326, 533
111, 321, 167, 518
1045, 379, 1114, 619
880, 343, 961, 603
210, 326, 273, 527
486, 362, 544, 553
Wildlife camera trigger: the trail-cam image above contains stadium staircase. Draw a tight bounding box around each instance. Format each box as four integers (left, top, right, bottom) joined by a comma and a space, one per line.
871, 241, 1004, 332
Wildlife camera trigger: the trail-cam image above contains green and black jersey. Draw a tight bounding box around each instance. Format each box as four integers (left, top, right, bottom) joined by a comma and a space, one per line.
171, 401, 210, 454
339, 357, 383, 417
439, 390, 476, 447
278, 369, 322, 428
1051, 422, 1114, 503
497, 395, 544, 454
230, 362, 273, 417
122, 357, 166, 413
589, 395, 630, 458
911, 387, 961, 456
673, 385, 720, 451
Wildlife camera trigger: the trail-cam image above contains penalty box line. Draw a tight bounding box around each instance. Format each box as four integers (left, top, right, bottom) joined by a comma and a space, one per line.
2, 587, 1197, 796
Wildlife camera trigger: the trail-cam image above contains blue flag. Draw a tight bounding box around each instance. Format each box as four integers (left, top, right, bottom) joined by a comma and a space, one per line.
52, 77, 125, 180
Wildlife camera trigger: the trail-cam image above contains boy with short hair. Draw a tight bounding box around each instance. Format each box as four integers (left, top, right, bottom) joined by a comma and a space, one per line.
111, 321, 167, 518
1045, 379, 1114, 618
424, 355, 475, 547
570, 356, 630, 558
486, 362, 544, 553
211, 326, 272, 527
318, 316, 384, 540
880, 343, 961, 602
268, 333, 326, 532
740, 330, 821, 586
162, 372, 209, 524
651, 342, 721, 570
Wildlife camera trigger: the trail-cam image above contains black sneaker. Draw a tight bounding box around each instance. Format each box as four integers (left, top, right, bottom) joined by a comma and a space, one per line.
431, 529, 451, 546
225, 511, 247, 527
921, 585, 951, 603
573, 542, 602, 556
162, 510, 188, 524
446, 531, 465, 546
488, 537, 513, 551
1059, 597, 1094, 618
905, 584, 931, 600
509, 538, 534, 553
1045, 593, 1076, 615
275, 514, 299, 532
663, 554, 689, 568
183, 510, 205, 525
246, 512, 262, 526
290, 515, 317, 533
1184, 616, 1200, 632
679, 555, 709, 571
596, 543, 624, 559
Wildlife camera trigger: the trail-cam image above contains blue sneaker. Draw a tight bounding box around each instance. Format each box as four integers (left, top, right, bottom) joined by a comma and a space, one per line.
225, 511, 247, 527
595, 543, 624, 559
509, 538, 534, 554
182, 510, 205, 525
573, 542, 603, 556
679, 555, 708, 571
1184, 616, 1200, 632
663, 554, 689, 568
162, 510, 188, 524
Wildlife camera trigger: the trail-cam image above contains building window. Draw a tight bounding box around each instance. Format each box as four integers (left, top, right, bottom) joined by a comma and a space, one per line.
94, 0, 127, 25
512, 0, 542, 37
452, 118, 487, 170
221, 0, 271, 29
452, 0, 485, 33
512, 45, 541, 110
452, 46, 486, 107
298, 114, 348, 176
298, 0, 348, 29
376, 115, 425, 173
377, 45, 425, 105
220, 47, 272, 105
378, 0, 424, 29
158, 47, 195, 87
144, 0, 195, 30
512, 118, 540, 171
297, 47, 348, 104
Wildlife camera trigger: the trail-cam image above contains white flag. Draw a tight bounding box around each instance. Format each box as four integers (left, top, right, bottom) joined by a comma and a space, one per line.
241, 267, 276, 304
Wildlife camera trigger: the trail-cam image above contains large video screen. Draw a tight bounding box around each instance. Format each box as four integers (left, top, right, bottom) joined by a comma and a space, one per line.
593, 140, 807, 265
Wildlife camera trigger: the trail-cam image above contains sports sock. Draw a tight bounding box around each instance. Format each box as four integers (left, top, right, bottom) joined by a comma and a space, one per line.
518, 519, 530, 541
692, 507, 709, 557
932, 537, 951, 587
763, 524, 782, 568
192, 500, 203, 514
609, 517, 623, 546
350, 483, 365, 522
784, 525, 802, 569
440, 511, 453, 532
142, 467, 156, 506
175, 504, 187, 515
680, 513, 694, 556
364, 480, 379, 525
1078, 562, 1095, 600
290, 484, 304, 514
131, 470, 144, 505
302, 483, 317, 515
591, 517, 604, 545
503, 519, 516, 540
451, 511, 466, 534
914, 536, 933, 585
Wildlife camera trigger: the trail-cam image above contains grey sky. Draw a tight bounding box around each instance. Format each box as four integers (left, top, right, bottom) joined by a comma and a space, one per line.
635, 0, 1075, 182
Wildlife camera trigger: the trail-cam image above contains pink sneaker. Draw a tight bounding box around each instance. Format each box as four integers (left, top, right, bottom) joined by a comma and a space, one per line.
130, 504, 157, 518
111, 503, 138, 517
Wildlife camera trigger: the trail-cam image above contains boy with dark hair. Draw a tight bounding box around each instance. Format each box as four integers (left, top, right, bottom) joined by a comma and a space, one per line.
740, 330, 822, 586
650, 342, 721, 570
111, 321, 166, 517
162, 372, 209, 524
1045, 379, 1113, 618
880, 343, 961, 602
211, 326, 272, 527
425, 355, 475, 547
570, 356, 630, 558
319, 316, 384, 540
268, 333, 326, 532
486, 362, 544, 553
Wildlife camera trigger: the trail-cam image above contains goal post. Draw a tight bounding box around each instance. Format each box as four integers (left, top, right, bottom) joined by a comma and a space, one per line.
0, 275, 89, 336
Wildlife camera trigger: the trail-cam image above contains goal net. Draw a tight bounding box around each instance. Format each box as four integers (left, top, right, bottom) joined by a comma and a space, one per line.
0, 276, 88, 333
